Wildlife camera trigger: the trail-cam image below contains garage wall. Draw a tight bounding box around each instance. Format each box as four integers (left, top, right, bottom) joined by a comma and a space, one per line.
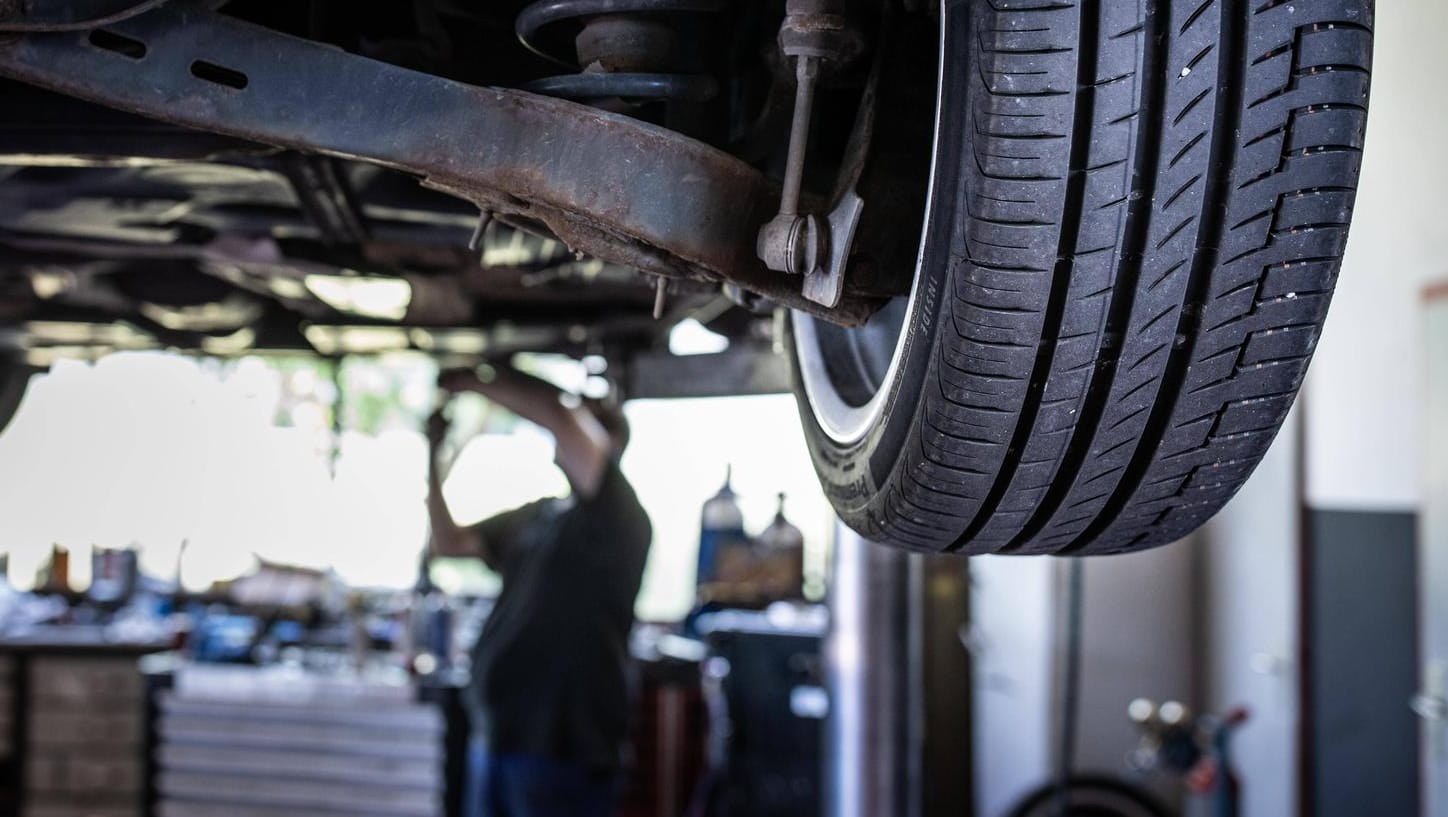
1305, 0, 1448, 509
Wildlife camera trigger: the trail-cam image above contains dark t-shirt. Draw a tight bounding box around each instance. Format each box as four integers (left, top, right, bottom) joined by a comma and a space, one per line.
466, 460, 652, 771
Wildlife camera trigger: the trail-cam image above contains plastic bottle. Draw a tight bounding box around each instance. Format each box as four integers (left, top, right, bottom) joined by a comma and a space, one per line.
697, 466, 748, 589
756, 492, 806, 600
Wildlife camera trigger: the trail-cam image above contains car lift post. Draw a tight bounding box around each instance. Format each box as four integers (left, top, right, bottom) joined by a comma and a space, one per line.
825, 523, 973, 817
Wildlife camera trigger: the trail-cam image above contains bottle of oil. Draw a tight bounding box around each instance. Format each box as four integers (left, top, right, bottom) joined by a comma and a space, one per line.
697, 466, 747, 592
756, 492, 805, 601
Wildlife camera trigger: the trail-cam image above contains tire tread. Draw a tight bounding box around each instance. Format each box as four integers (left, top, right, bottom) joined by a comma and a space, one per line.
839, 0, 1372, 555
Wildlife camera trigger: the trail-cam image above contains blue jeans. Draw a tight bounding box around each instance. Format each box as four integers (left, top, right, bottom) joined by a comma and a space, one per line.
465, 739, 618, 817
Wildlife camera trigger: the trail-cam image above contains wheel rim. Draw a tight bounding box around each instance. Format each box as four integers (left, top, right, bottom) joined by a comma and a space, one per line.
794, 296, 911, 443
792, 7, 948, 445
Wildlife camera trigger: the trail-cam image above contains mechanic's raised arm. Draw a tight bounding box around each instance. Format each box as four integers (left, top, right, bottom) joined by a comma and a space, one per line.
440, 366, 612, 499
425, 408, 488, 563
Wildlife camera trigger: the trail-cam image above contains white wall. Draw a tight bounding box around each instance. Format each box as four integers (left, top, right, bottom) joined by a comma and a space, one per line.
1305, 0, 1448, 510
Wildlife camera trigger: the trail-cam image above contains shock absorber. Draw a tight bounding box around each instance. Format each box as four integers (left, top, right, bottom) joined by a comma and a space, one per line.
515, 0, 724, 104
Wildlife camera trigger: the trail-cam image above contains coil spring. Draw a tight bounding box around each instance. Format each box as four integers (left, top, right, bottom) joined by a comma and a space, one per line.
516, 0, 723, 102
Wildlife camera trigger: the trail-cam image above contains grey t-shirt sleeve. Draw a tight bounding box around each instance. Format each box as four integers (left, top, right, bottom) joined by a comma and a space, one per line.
570, 460, 653, 570
472, 500, 546, 576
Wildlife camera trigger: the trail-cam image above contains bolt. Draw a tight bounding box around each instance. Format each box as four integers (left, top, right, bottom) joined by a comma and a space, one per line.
467, 209, 492, 255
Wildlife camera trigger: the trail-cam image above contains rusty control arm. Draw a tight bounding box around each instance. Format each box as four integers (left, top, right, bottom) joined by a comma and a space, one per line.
754, 0, 864, 305
0, 0, 887, 325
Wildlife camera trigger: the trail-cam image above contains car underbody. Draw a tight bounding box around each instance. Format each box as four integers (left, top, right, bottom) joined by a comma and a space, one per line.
0, 0, 923, 370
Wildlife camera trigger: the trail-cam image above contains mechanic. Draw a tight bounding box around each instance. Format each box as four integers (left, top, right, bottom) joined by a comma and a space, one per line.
425, 365, 652, 817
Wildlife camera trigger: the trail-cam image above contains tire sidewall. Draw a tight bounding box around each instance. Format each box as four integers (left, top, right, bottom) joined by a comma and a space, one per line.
788, 2, 972, 536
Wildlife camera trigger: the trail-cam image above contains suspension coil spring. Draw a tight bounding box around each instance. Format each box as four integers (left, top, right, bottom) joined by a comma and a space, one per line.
516, 0, 724, 103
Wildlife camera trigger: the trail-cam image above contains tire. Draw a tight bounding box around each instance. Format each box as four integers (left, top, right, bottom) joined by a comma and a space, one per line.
1004, 775, 1171, 817
793, 0, 1372, 554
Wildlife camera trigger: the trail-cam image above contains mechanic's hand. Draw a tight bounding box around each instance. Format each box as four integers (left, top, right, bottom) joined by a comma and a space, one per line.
426, 408, 449, 450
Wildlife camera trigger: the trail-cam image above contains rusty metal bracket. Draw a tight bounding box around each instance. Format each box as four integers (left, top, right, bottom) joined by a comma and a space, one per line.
802, 8, 886, 310
0, 1, 883, 324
